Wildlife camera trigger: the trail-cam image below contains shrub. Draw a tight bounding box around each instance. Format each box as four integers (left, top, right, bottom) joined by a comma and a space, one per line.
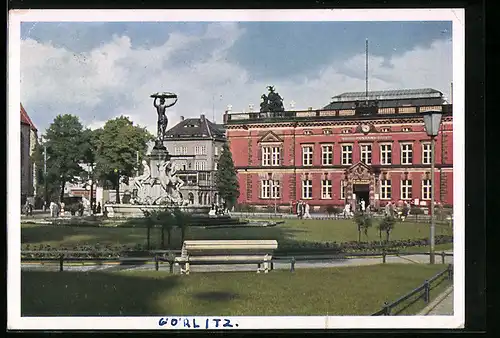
325, 205, 336, 216
377, 216, 397, 241
353, 211, 374, 242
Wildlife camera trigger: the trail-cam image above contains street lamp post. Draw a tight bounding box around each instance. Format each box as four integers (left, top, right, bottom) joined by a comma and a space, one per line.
40, 136, 48, 209
422, 110, 443, 265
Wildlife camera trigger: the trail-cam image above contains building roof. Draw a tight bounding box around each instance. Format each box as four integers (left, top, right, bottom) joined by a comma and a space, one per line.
323, 88, 445, 110
20, 103, 37, 131
165, 114, 226, 140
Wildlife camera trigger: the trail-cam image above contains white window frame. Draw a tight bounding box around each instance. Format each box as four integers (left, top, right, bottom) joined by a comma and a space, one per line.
341, 144, 353, 165
340, 180, 346, 200
422, 143, 432, 165
360, 143, 372, 165
400, 143, 413, 165
261, 180, 271, 199
321, 179, 332, 199
262, 147, 271, 166
380, 179, 392, 200
271, 180, 280, 199
302, 179, 312, 199
214, 162, 218, 171
321, 144, 333, 166
302, 145, 314, 166
422, 179, 432, 200
271, 146, 281, 166
214, 146, 219, 156
401, 179, 412, 200
380, 143, 392, 165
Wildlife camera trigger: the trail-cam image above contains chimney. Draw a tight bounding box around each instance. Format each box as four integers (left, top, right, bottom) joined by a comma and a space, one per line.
308, 107, 313, 111
200, 114, 205, 121
180, 116, 184, 121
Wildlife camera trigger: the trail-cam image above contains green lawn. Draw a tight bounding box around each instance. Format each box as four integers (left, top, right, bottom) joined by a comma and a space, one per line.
21, 218, 453, 250
21, 264, 451, 316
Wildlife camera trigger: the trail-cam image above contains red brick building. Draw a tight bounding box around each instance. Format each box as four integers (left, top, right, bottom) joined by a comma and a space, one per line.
223, 88, 453, 212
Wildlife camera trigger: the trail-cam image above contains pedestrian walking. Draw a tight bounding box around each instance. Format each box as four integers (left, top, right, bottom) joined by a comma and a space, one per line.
303, 202, 312, 219
297, 201, 303, 219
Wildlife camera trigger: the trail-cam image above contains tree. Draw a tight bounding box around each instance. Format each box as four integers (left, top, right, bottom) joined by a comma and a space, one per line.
171, 207, 193, 245
142, 209, 160, 250
156, 209, 175, 248
80, 128, 102, 210
215, 142, 240, 210
353, 211, 373, 242
94, 116, 154, 203
44, 114, 87, 201
377, 215, 396, 242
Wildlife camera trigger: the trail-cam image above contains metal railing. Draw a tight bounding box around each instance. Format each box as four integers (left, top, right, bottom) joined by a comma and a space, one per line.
21, 250, 453, 274
371, 264, 453, 316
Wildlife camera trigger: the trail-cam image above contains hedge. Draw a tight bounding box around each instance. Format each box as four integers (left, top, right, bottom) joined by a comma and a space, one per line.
21, 235, 452, 259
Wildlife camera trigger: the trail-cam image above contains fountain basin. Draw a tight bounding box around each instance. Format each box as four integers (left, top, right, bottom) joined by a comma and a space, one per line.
104, 204, 211, 218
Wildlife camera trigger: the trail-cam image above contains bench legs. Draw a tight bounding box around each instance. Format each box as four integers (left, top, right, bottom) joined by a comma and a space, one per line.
179, 261, 190, 275
258, 260, 271, 273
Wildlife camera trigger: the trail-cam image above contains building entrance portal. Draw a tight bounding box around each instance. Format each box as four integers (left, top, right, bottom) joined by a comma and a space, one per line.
353, 184, 370, 207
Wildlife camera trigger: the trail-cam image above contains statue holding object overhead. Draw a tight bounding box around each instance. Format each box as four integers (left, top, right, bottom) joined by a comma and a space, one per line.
151, 92, 178, 142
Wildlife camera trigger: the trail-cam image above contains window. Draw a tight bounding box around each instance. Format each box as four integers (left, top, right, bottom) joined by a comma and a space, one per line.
177, 146, 187, 155
422, 179, 432, 200
340, 180, 346, 200
214, 162, 218, 170
323, 129, 332, 135
360, 144, 372, 165
262, 146, 280, 166
380, 144, 392, 165
402, 127, 412, 132
341, 129, 351, 134
401, 180, 412, 200
271, 147, 281, 166
261, 180, 280, 199
321, 179, 332, 199
304, 130, 312, 135
195, 160, 207, 171
401, 143, 413, 165
380, 127, 391, 133
262, 147, 270, 166
380, 180, 392, 200
214, 146, 218, 156
302, 179, 312, 199
302, 145, 313, 166
321, 145, 333, 165
422, 143, 432, 165
271, 180, 280, 199
261, 180, 270, 199
341, 144, 353, 165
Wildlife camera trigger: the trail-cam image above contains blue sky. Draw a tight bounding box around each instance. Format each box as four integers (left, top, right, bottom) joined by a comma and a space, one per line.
20, 21, 452, 134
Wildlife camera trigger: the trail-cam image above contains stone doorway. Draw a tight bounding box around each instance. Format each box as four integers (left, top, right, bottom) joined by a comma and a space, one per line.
353, 184, 370, 208
345, 162, 375, 210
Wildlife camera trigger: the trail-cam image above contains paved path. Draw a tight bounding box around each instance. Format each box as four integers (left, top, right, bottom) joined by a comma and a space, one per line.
419, 286, 454, 316
21, 252, 453, 273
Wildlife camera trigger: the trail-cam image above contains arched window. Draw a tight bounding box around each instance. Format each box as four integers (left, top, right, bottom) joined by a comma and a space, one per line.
198, 192, 203, 205
188, 192, 194, 204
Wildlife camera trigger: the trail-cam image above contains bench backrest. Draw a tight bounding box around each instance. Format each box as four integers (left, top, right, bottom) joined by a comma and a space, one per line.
182, 240, 278, 256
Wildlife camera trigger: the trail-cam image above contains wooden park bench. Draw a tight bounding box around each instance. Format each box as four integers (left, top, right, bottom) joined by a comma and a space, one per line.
175, 240, 278, 275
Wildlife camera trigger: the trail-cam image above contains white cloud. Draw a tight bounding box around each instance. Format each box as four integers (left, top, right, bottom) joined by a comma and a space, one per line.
20, 24, 452, 136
